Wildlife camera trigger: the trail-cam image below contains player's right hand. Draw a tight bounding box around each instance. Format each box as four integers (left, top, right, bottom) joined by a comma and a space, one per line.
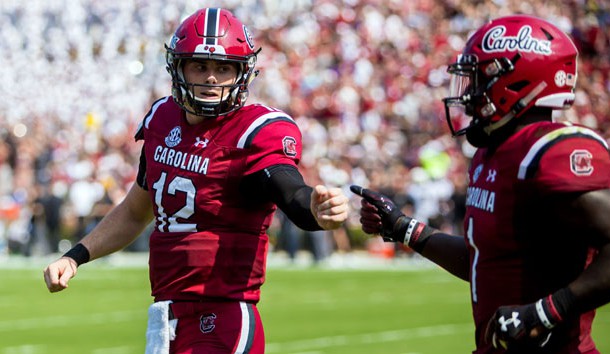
350, 185, 434, 252
43, 257, 78, 293
349, 185, 406, 242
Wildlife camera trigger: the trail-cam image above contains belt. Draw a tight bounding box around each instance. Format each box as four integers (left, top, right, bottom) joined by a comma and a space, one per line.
168, 301, 207, 320
167, 299, 254, 320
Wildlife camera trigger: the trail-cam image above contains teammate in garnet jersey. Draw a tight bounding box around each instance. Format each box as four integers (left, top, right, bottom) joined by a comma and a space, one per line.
43, 8, 349, 354
352, 15, 610, 353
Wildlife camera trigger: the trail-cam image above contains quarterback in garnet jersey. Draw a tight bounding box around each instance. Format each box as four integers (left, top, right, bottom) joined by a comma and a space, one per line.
44, 8, 349, 354
352, 15, 610, 354
135, 98, 306, 303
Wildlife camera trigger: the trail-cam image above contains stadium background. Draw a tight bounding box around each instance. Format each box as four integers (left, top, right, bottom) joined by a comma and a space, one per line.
0, 0, 608, 353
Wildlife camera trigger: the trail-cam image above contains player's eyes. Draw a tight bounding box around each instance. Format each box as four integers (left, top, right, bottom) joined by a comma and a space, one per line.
218, 65, 234, 73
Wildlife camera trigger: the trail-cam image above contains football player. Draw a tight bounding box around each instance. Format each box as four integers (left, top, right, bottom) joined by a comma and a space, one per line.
43, 8, 349, 354
352, 15, 610, 353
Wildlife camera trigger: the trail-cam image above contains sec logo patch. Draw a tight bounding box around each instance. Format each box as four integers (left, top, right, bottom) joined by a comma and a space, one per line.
283, 136, 297, 157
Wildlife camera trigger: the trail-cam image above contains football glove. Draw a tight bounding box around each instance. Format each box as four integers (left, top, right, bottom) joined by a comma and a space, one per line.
485, 288, 575, 351
350, 185, 433, 252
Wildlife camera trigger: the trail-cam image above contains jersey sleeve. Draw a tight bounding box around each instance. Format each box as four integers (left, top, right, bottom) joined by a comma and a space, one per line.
523, 129, 610, 194
133, 97, 172, 189
241, 117, 302, 175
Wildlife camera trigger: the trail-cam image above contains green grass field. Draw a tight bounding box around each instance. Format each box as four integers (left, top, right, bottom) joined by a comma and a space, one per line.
1, 257, 609, 354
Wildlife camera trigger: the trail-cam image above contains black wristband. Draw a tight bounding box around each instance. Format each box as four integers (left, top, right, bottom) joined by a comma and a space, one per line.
394, 216, 434, 253
63, 243, 90, 266
549, 287, 576, 322
536, 287, 576, 329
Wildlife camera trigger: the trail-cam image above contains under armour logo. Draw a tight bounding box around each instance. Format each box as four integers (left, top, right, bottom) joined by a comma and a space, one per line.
486, 169, 497, 182
498, 312, 521, 332
195, 137, 209, 148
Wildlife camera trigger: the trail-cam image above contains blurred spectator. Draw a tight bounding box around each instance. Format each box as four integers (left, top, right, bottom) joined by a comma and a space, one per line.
1, 0, 608, 257
27, 183, 64, 255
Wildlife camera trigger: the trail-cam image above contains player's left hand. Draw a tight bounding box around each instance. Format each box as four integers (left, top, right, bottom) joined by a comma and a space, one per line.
484, 301, 556, 351
310, 185, 349, 230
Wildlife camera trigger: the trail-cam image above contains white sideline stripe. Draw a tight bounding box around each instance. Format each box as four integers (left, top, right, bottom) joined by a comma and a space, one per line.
265, 323, 472, 353
1, 344, 45, 354
0, 310, 142, 332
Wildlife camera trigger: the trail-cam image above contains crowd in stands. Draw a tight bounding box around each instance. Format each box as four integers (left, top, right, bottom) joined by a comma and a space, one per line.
0, 0, 608, 260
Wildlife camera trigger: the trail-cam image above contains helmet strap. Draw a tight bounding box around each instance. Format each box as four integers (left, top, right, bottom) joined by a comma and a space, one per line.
483, 81, 548, 135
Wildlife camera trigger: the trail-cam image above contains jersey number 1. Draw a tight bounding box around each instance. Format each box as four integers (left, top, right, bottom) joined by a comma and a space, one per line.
466, 216, 479, 303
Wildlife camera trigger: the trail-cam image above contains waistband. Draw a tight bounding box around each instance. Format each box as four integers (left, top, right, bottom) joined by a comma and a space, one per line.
168, 300, 256, 320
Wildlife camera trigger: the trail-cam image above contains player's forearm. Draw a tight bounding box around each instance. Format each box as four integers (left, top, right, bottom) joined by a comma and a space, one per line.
350, 185, 471, 280
74, 184, 153, 263
566, 242, 610, 314
79, 203, 152, 261
558, 189, 610, 315
245, 164, 322, 231
419, 232, 470, 281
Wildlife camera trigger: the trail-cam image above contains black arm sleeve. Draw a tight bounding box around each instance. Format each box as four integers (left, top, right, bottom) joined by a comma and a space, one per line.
240, 164, 322, 231
136, 145, 148, 190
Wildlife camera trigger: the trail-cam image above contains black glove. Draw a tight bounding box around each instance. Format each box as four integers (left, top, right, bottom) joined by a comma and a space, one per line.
485, 288, 575, 351
350, 185, 432, 252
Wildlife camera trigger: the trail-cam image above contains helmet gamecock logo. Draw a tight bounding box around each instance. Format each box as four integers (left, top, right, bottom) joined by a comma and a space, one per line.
200, 313, 217, 334
243, 25, 255, 50
283, 136, 297, 157
570, 149, 593, 176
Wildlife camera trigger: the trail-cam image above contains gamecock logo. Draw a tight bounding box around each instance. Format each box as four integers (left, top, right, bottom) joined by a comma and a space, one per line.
283, 136, 297, 157
200, 313, 217, 334
570, 149, 593, 176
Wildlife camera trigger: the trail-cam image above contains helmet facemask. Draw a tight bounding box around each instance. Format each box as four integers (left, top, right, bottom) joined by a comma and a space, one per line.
167, 52, 259, 118
443, 54, 516, 147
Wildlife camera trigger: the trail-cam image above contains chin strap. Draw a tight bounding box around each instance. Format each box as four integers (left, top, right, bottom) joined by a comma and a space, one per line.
483, 81, 548, 135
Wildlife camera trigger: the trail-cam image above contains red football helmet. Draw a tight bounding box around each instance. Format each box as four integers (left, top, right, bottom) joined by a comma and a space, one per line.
443, 15, 578, 147
166, 8, 260, 117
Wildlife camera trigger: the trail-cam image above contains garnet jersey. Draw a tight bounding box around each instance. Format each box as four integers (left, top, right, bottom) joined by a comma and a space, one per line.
465, 122, 610, 354
135, 97, 302, 303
